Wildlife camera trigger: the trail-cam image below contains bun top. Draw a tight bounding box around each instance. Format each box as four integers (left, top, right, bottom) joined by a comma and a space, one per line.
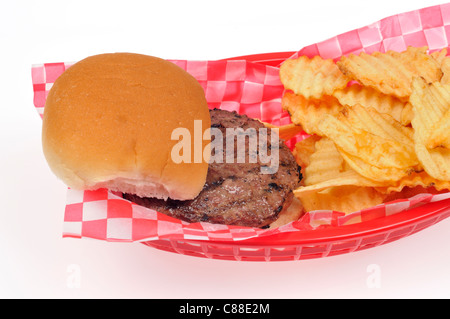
42, 53, 211, 200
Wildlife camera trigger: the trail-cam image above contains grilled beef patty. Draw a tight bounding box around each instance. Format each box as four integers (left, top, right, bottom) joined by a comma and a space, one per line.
124, 109, 301, 228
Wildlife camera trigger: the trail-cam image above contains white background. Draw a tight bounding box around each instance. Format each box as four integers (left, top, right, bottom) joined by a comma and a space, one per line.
1, 0, 449, 299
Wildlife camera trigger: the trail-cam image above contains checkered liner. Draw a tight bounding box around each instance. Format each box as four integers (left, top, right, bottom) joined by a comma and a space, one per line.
32, 3, 450, 243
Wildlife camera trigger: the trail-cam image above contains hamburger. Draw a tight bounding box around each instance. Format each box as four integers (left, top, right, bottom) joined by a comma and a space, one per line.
42, 53, 302, 228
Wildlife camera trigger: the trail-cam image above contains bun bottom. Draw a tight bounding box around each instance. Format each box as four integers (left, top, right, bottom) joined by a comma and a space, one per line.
95, 177, 172, 200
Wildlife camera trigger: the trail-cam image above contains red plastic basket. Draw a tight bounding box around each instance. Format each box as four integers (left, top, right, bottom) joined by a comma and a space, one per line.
141, 51, 450, 261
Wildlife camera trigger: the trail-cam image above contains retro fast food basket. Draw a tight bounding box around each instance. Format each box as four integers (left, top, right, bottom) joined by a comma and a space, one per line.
32, 4, 450, 261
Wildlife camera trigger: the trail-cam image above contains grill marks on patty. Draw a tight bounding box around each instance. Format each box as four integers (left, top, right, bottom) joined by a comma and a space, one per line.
124, 109, 301, 228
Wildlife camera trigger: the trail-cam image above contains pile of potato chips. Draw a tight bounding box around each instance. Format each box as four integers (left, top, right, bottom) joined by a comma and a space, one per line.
278, 46, 450, 214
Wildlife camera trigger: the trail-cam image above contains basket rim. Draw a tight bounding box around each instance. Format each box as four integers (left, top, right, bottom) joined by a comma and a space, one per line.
187, 198, 450, 247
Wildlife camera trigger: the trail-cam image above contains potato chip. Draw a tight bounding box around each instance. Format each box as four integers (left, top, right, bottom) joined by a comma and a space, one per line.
296, 137, 386, 190
410, 77, 450, 181
314, 104, 420, 183
282, 47, 450, 218
401, 102, 414, 126
342, 104, 414, 146
295, 169, 384, 194
281, 91, 343, 135
262, 122, 304, 141
317, 110, 418, 170
337, 46, 442, 99
295, 185, 386, 214
427, 109, 450, 149
338, 149, 413, 182
430, 48, 450, 84
409, 78, 450, 145
280, 55, 350, 99
292, 135, 321, 168
332, 84, 406, 122
375, 171, 450, 194
431, 48, 448, 65
302, 137, 346, 185
440, 57, 450, 84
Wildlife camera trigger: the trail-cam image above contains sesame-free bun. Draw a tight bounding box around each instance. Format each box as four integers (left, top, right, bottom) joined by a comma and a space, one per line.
42, 53, 211, 200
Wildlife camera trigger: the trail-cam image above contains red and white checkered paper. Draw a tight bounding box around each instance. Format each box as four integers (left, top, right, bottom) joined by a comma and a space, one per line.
32, 3, 450, 243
